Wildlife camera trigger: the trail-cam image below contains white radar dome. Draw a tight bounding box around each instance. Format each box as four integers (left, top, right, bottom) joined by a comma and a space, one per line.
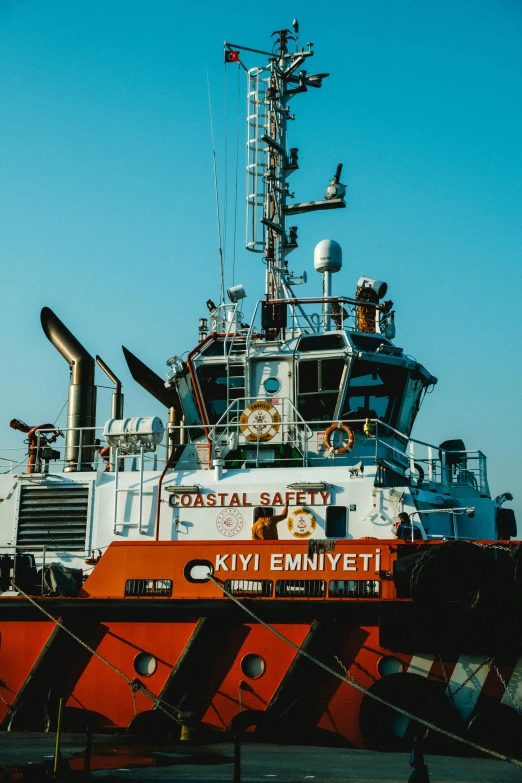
314, 240, 342, 274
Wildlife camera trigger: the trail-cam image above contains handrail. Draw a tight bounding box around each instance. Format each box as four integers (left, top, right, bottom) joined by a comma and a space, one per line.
2, 418, 488, 495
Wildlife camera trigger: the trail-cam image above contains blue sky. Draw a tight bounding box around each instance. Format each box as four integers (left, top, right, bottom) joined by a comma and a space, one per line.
1, 0, 521, 520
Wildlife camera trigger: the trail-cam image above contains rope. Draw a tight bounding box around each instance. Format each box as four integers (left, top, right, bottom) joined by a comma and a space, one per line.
209, 575, 522, 768
11, 582, 182, 725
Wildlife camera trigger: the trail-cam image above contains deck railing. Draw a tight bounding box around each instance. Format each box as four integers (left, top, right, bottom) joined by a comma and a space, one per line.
0, 419, 489, 497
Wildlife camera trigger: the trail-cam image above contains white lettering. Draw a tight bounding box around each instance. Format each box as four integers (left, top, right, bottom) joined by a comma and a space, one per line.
359, 553, 373, 571
231, 554, 237, 571
285, 553, 302, 571
343, 554, 357, 571
239, 554, 253, 571
215, 554, 229, 571
254, 554, 260, 571
319, 553, 325, 570
271, 554, 284, 571
375, 550, 381, 571
303, 554, 318, 571
327, 553, 342, 571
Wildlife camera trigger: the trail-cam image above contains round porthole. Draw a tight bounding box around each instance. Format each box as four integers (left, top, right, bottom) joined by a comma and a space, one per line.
263, 377, 281, 394
134, 652, 157, 677
241, 654, 266, 679
377, 656, 405, 677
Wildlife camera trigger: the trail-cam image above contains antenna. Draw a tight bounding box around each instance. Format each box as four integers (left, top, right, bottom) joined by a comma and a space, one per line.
206, 63, 225, 304
228, 25, 345, 300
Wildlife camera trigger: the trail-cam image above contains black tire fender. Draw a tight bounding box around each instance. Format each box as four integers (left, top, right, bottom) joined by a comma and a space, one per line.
410, 541, 490, 621
467, 700, 522, 759
359, 673, 460, 753
7, 702, 51, 733
228, 709, 266, 740
127, 709, 180, 741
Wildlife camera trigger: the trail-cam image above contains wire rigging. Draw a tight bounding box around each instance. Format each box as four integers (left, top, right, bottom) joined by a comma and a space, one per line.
223, 62, 228, 267
232, 62, 241, 286
206, 63, 225, 304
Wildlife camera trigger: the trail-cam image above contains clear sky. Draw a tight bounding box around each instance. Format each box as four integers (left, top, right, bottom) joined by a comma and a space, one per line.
1, 1, 521, 522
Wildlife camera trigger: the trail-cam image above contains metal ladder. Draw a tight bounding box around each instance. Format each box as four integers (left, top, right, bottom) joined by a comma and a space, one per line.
227, 338, 247, 412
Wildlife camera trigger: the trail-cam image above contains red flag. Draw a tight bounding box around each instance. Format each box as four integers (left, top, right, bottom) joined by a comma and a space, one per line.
225, 50, 240, 63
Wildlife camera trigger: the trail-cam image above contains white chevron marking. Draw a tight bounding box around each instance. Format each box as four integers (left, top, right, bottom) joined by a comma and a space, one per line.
446, 655, 491, 721
407, 653, 434, 678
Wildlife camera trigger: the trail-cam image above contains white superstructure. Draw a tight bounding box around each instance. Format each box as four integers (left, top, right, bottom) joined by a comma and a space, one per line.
0, 24, 514, 582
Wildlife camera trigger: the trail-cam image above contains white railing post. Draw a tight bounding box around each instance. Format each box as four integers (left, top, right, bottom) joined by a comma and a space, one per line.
138, 446, 145, 534
113, 447, 120, 533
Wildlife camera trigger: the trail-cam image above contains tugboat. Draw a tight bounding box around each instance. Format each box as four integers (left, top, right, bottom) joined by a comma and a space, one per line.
0, 23, 520, 757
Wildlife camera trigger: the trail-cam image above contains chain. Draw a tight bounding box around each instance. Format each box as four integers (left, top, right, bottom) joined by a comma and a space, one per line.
210, 574, 522, 769
445, 657, 493, 703
239, 684, 243, 713
437, 654, 450, 689
333, 653, 376, 685
491, 660, 522, 714
473, 543, 512, 552
333, 654, 359, 685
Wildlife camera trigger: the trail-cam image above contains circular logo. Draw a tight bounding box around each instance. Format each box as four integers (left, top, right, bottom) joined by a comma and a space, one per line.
216, 508, 244, 537
239, 401, 281, 443
287, 507, 317, 539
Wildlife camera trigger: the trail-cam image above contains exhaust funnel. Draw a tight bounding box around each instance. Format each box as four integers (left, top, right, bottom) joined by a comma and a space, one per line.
41, 307, 97, 471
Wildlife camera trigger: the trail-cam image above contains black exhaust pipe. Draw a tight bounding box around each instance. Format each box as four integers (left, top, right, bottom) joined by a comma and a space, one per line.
41, 307, 96, 472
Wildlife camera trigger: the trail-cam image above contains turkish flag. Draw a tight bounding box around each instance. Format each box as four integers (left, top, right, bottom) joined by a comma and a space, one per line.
225, 50, 240, 63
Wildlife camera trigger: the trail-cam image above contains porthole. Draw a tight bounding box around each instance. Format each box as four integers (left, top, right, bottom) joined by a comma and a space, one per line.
263, 377, 281, 394
184, 559, 213, 583
377, 656, 405, 677
241, 653, 266, 679
134, 652, 157, 677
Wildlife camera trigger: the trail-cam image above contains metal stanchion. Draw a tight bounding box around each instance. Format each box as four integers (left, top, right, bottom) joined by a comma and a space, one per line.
233, 731, 241, 783
408, 736, 430, 782
53, 697, 64, 779
83, 725, 93, 781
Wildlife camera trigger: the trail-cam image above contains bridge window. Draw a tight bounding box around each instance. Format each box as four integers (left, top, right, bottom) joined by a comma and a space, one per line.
341, 360, 407, 431
326, 506, 347, 538
298, 358, 345, 426
196, 363, 243, 424
396, 375, 425, 436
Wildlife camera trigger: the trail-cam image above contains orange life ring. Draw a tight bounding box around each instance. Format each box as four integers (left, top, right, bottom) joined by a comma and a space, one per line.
323, 423, 355, 454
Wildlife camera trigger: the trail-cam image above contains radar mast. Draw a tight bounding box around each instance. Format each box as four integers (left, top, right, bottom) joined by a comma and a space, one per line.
226, 24, 346, 301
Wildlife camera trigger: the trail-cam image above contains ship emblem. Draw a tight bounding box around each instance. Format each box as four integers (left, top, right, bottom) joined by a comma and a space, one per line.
239, 401, 281, 442
216, 508, 244, 537
288, 507, 317, 539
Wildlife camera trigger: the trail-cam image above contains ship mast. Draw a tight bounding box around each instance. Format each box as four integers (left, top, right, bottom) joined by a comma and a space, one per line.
228, 23, 346, 302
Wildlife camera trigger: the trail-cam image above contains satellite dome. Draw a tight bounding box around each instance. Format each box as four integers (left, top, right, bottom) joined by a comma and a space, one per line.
314, 239, 342, 274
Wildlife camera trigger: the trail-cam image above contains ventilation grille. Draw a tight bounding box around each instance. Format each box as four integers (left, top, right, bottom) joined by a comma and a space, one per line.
224, 579, 273, 597
17, 484, 89, 551
275, 580, 325, 598
125, 579, 173, 597
329, 580, 380, 598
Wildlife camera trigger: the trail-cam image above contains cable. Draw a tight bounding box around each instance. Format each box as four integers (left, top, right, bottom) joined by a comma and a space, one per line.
206, 62, 225, 304
209, 575, 522, 768
223, 61, 228, 266
53, 399, 68, 427
232, 63, 240, 286
11, 582, 182, 724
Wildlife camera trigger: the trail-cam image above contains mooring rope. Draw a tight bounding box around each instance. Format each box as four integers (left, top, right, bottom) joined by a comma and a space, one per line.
209, 574, 522, 769
11, 583, 182, 725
